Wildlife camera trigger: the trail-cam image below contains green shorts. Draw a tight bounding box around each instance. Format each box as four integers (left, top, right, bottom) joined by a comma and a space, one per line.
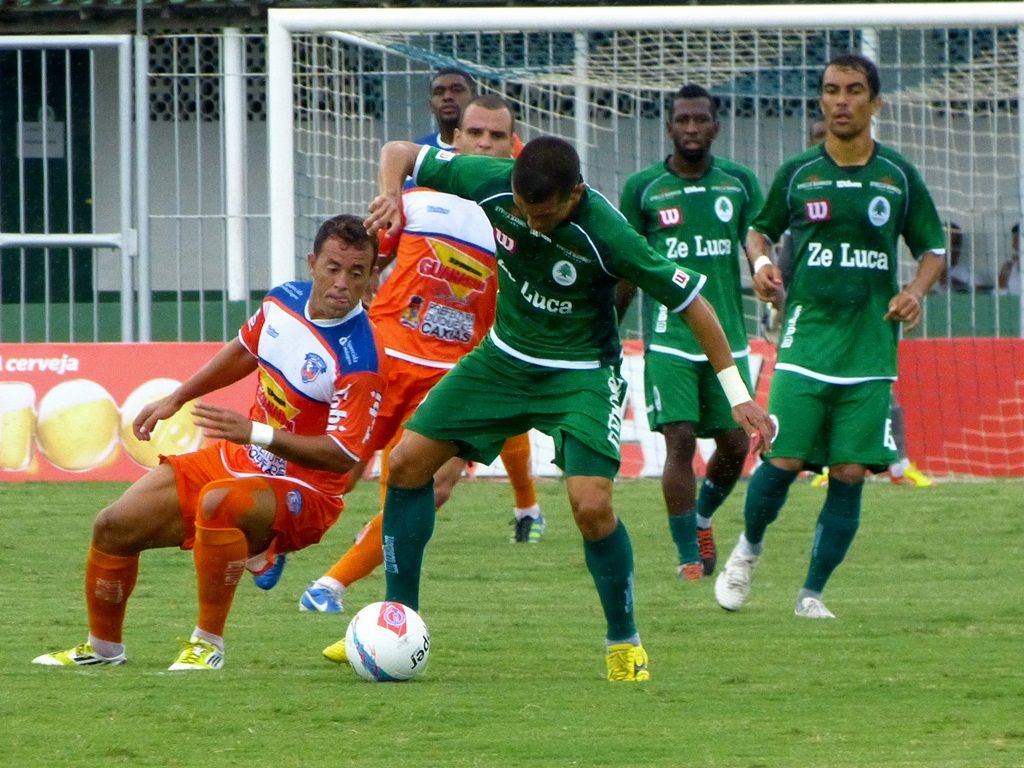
766, 369, 897, 473
644, 352, 751, 438
405, 338, 625, 479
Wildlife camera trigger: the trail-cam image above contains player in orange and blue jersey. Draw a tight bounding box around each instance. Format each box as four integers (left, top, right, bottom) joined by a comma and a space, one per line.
32, 214, 386, 671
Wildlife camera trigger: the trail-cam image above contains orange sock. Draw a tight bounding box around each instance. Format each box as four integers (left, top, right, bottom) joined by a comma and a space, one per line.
500, 432, 537, 509
85, 545, 139, 644
193, 524, 248, 638
325, 512, 383, 587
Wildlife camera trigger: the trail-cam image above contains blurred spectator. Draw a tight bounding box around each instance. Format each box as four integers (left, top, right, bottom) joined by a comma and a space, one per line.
936, 222, 972, 293
997, 223, 1020, 295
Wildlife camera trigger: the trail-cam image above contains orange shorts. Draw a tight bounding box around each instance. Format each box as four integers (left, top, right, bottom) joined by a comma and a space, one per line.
363, 356, 447, 458
163, 443, 344, 555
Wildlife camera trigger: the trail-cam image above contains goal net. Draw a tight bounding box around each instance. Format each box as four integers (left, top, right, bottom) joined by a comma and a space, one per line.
268, 5, 1024, 478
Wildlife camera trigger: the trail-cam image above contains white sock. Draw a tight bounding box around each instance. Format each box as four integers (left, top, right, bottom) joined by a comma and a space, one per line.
315, 576, 345, 594
890, 457, 909, 477
696, 514, 713, 528
192, 627, 224, 653
738, 533, 763, 557
515, 504, 541, 521
88, 634, 125, 659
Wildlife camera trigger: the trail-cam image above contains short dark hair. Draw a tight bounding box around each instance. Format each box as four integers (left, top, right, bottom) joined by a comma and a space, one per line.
431, 67, 476, 95
1012, 223, 1020, 236
674, 83, 717, 119
512, 136, 581, 204
821, 53, 881, 99
460, 93, 516, 135
313, 214, 377, 260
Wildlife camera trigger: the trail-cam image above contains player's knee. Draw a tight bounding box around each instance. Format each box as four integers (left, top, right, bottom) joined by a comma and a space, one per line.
569, 486, 614, 539
92, 502, 142, 551
663, 422, 697, 459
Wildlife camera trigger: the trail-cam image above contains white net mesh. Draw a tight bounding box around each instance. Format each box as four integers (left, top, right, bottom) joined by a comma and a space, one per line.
283, 19, 1024, 478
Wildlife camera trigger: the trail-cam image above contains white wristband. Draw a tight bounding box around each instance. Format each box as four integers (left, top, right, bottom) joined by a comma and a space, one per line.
752, 255, 773, 275
717, 366, 752, 408
250, 421, 274, 448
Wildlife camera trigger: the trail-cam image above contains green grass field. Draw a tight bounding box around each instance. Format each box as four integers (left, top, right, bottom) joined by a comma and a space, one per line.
2, 477, 1022, 767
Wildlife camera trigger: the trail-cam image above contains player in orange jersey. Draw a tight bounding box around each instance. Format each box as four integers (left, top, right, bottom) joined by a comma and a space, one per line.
294, 95, 542, 615
32, 215, 386, 670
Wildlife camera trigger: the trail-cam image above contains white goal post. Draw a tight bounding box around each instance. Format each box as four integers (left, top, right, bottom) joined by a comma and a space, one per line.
266, 4, 1024, 478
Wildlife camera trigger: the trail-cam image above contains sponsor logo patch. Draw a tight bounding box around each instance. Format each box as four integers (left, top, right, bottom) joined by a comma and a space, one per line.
806, 200, 831, 222
658, 207, 682, 227
378, 602, 408, 636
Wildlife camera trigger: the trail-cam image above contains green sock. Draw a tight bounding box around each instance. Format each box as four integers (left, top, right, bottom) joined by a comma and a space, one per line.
744, 462, 799, 545
382, 482, 436, 611
695, 478, 734, 522
583, 519, 637, 642
803, 477, 862, 593
668, 510, 699, 564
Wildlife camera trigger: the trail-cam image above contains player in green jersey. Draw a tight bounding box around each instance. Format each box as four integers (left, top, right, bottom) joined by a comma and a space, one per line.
618, 84, 764, 581
715, 53, 947, 619
362, 135, 775, 681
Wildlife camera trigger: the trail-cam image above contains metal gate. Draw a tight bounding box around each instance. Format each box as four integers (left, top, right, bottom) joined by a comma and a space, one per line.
0, 35, 135, 342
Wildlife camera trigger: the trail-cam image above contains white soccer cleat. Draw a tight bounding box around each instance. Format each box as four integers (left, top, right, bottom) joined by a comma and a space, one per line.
714, 540, 759, 611
794, 595, 836, 619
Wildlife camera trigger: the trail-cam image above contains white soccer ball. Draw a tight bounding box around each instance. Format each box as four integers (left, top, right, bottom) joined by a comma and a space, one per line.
344, 601, 430, 682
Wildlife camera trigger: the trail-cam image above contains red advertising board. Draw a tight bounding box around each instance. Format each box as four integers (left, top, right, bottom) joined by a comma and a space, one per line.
0, 343, 252, 483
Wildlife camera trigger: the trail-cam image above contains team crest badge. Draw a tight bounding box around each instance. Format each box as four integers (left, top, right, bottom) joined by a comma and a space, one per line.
300, 352, 328, 383
806, 200, 830, 222
286, 490, 303, 515
552, 260, 577, 286
658, 208, 682, 227
714, 196, 734, 223
671, 269, 690, 289
868, 196, 891, 226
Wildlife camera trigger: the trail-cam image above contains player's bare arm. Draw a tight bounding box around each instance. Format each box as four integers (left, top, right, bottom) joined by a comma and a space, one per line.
745, 228, 784, 306
133, 339, 258, 440
679, 295, 775, 448
365, 141, 424, 237
190, 401, 356, 475
884, 250, 945, 331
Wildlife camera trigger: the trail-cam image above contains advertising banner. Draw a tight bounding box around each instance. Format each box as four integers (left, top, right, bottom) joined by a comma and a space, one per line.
0, 343, 251, 483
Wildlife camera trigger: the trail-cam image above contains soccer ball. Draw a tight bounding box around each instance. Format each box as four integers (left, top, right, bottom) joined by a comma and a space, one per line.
344, 601, 430, 682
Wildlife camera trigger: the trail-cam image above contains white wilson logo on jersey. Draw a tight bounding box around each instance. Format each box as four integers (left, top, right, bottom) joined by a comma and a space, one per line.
805, 200, 831, 222
671, 269, 690, 289
658, 208, 682, 227
494, 228, 516, 253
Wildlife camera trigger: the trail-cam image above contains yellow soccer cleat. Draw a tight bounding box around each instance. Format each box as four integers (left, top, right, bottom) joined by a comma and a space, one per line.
606, 643, 650, 682
32, 642, 126, 667
892, 462, 933, 487
322, 638, 348, 664
168, 636, 224, 671
810, 468, 829, 488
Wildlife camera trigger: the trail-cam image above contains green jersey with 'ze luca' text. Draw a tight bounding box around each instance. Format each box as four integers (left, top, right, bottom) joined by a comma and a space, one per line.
413, 145, 706, 369
752, 142, 945, 381
619, 156, 763, 360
